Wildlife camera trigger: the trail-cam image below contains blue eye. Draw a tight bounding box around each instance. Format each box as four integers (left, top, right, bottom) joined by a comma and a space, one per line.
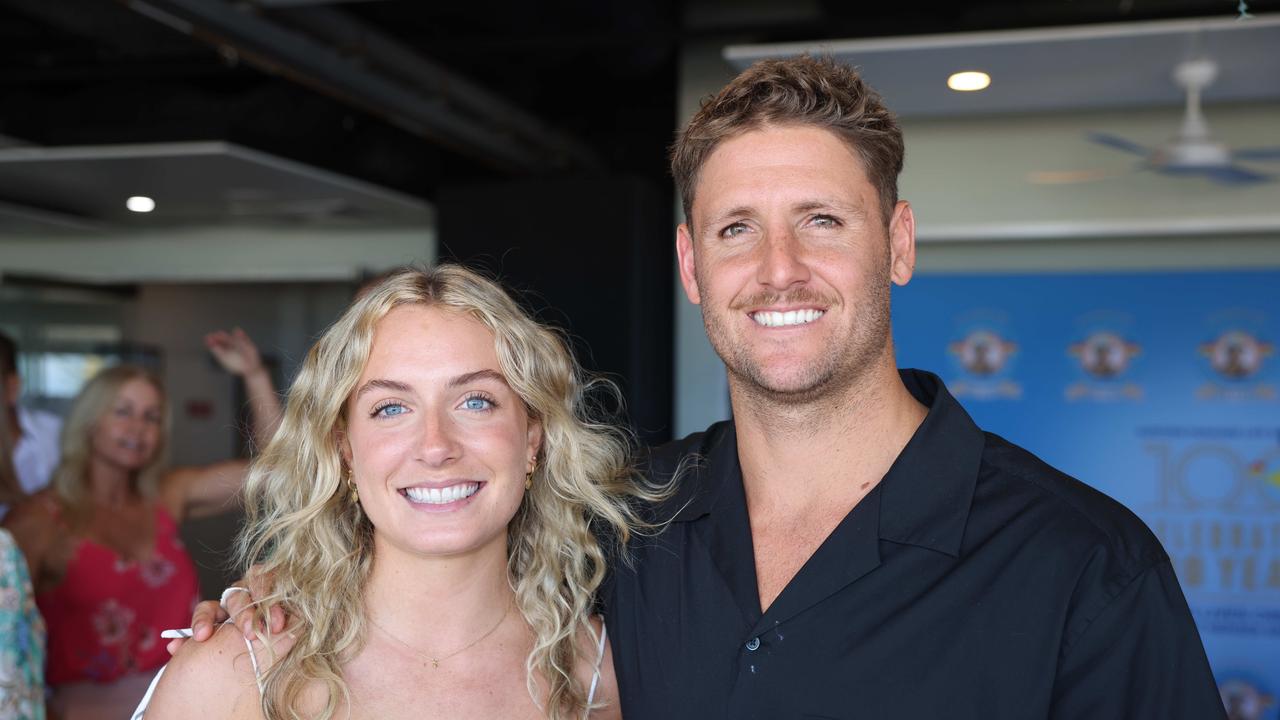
373, 403, 408, 418
720, 222, 749, 238
462, 396, 493, 411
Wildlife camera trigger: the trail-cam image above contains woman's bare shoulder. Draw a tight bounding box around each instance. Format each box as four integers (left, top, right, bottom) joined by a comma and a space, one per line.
144, 623, 271, 720
3, 488, 58, 525
2, 490, 62, 571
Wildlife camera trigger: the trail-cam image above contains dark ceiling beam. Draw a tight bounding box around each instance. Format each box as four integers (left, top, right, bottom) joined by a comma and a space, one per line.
256, 0, 389, 6
0, 58, 232, 86
120, 0, 604, 174
2, 0, 196, 53
274, 6, 598, 164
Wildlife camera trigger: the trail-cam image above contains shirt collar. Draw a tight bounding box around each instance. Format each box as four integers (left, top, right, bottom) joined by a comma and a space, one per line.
666, 420, 737, 523
666, 370, 984, 558
877, 369, 984, 557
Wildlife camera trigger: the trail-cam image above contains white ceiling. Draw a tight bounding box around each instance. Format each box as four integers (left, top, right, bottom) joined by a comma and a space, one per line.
725, 14, 1280, 118
0, 141, 431, 235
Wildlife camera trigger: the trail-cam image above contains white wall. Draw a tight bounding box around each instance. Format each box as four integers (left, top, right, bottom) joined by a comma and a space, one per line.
124, 282, 354, 466
0, 223, 435, 283
673, 42, 1280, 438
901, 104, 1280, 240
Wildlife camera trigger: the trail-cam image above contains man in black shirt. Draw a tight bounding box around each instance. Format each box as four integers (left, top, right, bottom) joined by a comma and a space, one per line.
603, 56, 1225, 718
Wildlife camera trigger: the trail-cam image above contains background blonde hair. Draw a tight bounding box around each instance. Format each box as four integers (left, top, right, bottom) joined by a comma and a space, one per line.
51, 365, 169, 524
239, 264, 660, 720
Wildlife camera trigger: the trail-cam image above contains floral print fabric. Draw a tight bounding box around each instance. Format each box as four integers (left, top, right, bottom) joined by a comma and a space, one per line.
37, 507, 199, 686
0, 528, 45, 719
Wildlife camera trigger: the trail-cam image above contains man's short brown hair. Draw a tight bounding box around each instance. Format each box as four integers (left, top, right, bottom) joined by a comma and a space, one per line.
671, 55, 904, 228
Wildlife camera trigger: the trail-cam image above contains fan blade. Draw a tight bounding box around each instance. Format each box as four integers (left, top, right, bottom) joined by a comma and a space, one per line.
1160, 164, 1272, 185
1087, 132, 1149, 156
1234, 147, 1280, 161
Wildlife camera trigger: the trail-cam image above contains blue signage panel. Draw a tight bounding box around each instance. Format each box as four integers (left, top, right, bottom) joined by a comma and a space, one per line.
894, 269, 1280, 719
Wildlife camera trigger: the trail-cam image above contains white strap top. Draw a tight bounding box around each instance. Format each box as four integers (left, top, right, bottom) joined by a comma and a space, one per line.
130, 628, 260, 720
586, 623, 608, 708
133, 621, 609, 719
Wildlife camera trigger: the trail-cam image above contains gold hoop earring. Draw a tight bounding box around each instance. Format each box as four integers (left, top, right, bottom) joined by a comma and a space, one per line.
525, 457, 537, 491
346, 468, 359, 504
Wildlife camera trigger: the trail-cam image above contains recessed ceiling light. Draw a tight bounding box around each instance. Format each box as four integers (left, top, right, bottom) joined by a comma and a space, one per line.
947, 71, 991, 92
126, 196, 155, 213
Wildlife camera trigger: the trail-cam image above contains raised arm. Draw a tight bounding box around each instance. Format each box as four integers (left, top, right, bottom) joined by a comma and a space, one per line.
204, 328, 281, 451
167, 330, 282, 521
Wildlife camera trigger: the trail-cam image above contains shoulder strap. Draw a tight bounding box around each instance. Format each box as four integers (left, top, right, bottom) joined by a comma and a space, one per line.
242, 633, 266, 694
130, 624, 265, 720
585, 622, 608, 707
131, 664, 166, 719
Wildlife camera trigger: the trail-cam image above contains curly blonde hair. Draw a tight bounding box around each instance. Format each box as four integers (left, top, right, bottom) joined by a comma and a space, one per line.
51, 366, 169, 525
238, 264, 657, 719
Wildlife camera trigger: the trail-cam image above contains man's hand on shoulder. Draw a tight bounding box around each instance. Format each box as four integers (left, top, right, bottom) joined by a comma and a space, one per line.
146, 624, 268, 719
168, 574, 287, 656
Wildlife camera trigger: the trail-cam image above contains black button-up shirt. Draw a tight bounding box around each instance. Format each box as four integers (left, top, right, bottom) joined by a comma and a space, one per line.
604, 369, 1225, 719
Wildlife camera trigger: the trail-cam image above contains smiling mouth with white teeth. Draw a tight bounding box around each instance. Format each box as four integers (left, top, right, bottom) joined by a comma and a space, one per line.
750, 309, 825, 328
401, 482, 482, 505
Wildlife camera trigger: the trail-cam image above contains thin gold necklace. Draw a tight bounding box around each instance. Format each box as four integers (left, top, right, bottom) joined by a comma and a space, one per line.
368, 598, 511, 670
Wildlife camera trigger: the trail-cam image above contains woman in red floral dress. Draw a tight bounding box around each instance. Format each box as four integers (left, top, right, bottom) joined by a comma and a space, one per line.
2, 329, 281, 720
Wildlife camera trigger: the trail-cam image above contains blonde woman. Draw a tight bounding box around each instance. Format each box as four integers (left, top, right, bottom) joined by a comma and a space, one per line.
142, 266, 656, 720
2, 329, 280, 720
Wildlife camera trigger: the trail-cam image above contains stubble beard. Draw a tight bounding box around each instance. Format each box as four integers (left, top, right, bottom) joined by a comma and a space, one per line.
699, 266, 893, 409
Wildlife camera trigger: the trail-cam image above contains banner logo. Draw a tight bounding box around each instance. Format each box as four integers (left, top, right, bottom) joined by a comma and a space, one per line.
1202, 331, 1273, 380
1066, 330, 1143, 401
1198, 330, 1276, 400
948, 325, 1021, 399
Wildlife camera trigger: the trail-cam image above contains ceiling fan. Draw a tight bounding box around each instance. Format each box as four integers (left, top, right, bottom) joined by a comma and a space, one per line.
1086, 58, 1280, 185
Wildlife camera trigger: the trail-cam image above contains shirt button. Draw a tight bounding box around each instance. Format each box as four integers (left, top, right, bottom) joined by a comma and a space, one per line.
745, 637, 761, 651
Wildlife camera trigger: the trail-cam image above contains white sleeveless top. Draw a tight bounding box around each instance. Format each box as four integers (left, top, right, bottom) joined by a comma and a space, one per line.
133, 623, 609, 718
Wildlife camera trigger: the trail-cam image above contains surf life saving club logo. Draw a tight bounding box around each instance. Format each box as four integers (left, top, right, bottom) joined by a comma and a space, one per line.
1066, 331, 1142, 401
1198, 330, 1275, 400
948, 328, 1021, 399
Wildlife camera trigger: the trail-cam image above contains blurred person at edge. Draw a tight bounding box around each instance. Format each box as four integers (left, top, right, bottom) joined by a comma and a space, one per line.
0, 331, 62, 516
136, 266, 650, 720
0, 389, 45, 719
1, 328, 281, 720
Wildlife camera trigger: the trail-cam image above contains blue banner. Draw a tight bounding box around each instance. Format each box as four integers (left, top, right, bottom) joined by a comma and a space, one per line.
894, 269, 1280, 719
